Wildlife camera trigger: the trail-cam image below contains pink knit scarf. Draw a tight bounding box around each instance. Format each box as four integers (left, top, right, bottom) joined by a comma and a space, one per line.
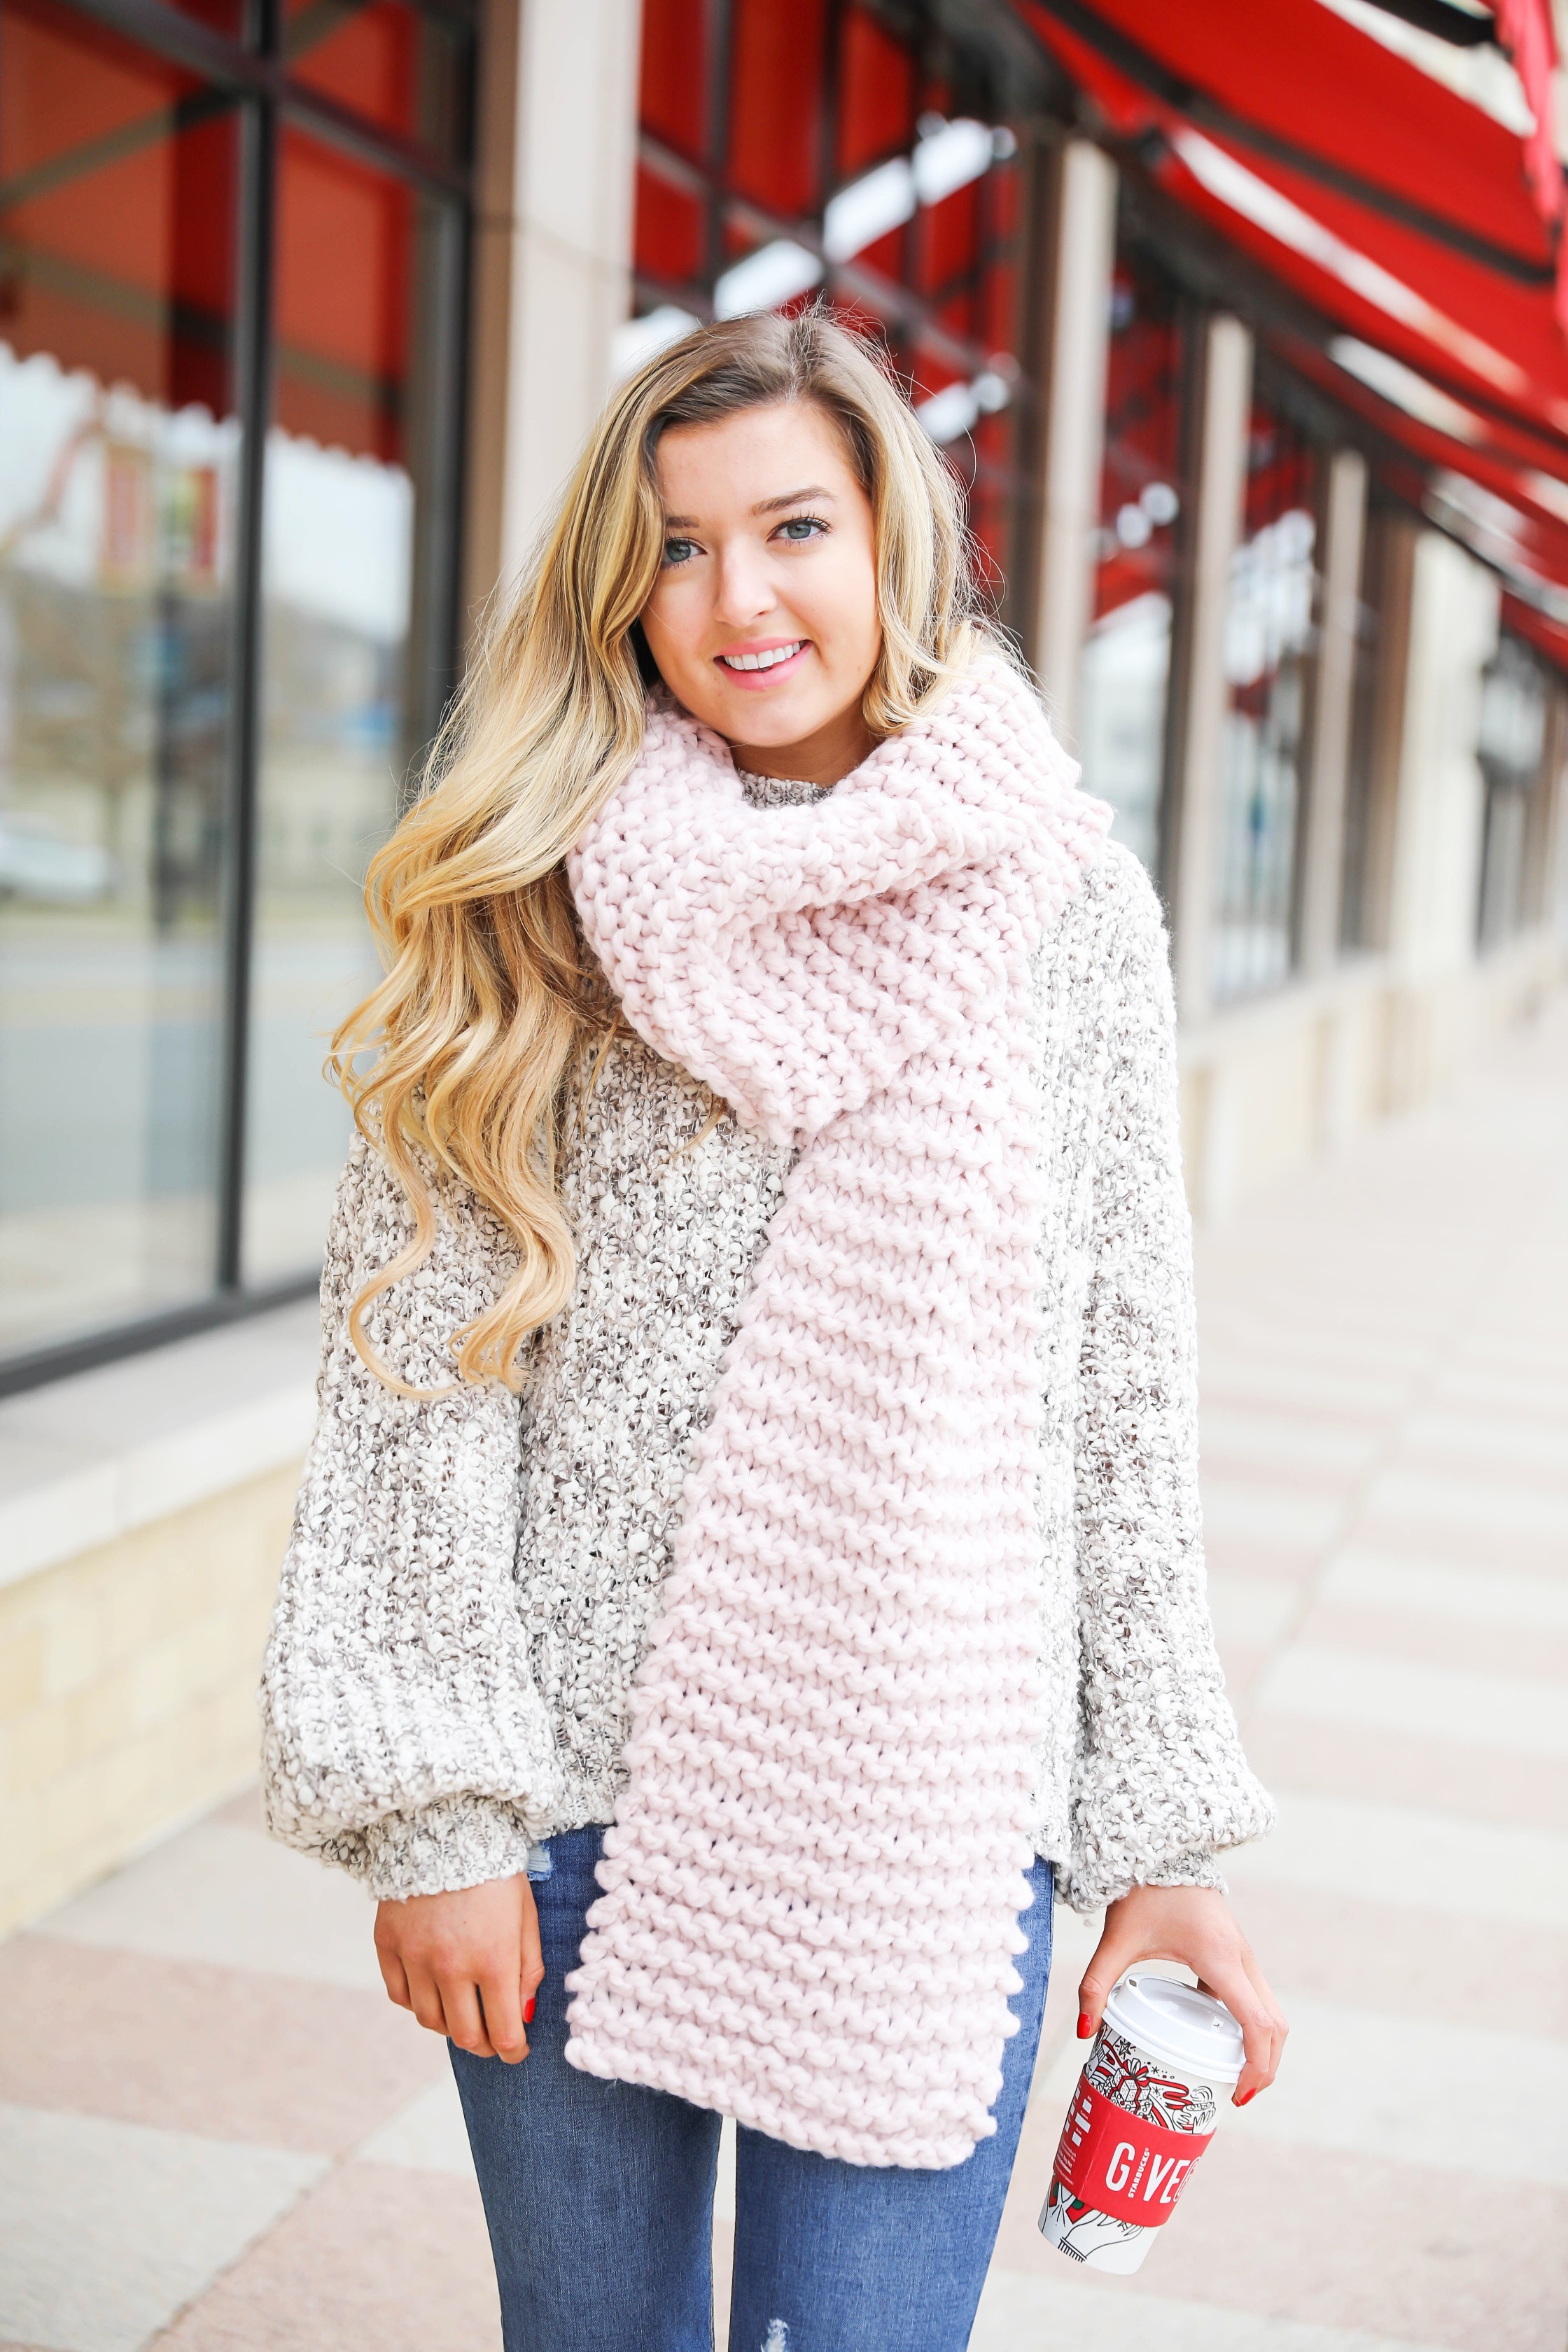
563, 654, 1110, 2167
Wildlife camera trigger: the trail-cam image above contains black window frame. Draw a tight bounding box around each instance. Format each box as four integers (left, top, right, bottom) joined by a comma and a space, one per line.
0, 0, 476, 1396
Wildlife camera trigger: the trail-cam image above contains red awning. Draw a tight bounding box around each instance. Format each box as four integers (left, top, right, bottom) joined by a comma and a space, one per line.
1016, 0, 1568, 615
1016, 0, 1568, 446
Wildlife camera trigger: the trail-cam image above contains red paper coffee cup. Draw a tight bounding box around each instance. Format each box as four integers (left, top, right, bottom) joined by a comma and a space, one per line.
1039, 1972, 1245, 2274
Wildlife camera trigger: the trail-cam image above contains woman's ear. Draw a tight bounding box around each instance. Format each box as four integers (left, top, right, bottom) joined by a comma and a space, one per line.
630, 620, 662, 689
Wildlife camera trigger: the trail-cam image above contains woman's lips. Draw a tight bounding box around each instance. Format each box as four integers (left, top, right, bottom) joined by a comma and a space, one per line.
714, 640, 811, 689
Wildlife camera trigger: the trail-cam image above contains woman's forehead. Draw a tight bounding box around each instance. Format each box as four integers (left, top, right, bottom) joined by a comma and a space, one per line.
654, 401, 857, 514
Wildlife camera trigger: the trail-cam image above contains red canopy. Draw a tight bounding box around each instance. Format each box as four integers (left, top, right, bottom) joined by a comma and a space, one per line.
1016, 0, 1568, 442
1016, 0, 1568, 610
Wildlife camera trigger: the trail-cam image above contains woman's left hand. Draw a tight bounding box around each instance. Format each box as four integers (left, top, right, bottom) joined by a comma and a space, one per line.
1076, 1884, 1289, 2106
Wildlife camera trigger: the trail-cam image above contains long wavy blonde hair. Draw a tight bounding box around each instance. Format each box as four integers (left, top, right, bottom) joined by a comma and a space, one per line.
334, 307, 990, 1395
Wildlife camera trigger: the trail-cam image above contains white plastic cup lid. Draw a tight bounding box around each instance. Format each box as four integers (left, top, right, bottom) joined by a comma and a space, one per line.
1101, 1972, 1246, 2085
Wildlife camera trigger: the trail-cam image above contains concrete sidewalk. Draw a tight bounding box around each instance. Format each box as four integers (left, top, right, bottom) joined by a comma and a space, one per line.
3, 1001, 1566, 2352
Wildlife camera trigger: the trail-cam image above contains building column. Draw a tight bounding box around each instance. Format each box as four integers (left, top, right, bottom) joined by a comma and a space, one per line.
1383, 529, 1499, 1101
1029, 136, 1116, 741
1166, 312, 1252, 1026
1298, 448, 1366, 978
464, 0, 643, 627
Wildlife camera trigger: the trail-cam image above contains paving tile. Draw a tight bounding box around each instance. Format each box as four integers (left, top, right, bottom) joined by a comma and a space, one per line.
974, 2268, 1453, 2352
1236, 1995, 1568, 2183
0, 1938, 442, 2153
1199, 1364, 1411, 1417
1225, 1877, 1568, 2037
990, 2134, 1566, 2352
1359, 1471, 1568, 1544
1335, 1514, 1568, 1582
1200, 1483, 1354, 1551
1317, 1552, 1568, 1633
1254, 1648, 1568, 1757
0, 2104, 323, 2352
1222, 1791, 1568, 1929
1199, 1410, 1387, 1476
1293, 1601, 1568, 1682
209, 1785, 265, 1832
43, 1824, 382, 1992
1240, 1712, 1568, 1835
1203, 1534, 1322, 1584
1205, 1574, 1306, 1647
153, 2161, 500, 2352
356, 2071, 474, 2176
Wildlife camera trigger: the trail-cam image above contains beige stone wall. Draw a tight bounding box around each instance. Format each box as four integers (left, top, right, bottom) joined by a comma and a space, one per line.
1178, 925, 1567, 1222
1, 1461, 300, 1935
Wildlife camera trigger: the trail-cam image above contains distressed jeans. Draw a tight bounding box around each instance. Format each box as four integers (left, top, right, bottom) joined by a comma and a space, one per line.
450, 1826, 1054, 2352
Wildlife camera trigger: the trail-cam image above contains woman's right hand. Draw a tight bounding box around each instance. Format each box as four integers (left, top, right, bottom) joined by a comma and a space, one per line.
374, 1872, 543, 2064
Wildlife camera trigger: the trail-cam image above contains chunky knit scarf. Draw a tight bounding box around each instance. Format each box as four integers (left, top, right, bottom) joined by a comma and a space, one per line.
562, 654, 1110, 2167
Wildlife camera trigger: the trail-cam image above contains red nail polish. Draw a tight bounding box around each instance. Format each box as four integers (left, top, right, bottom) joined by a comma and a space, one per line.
1077, 2012, 1094, 2040
1235, 2087, 1255, 2106
524, 1998, 536, 2023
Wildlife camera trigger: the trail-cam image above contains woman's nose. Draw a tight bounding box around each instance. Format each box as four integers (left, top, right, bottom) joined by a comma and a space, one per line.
712, 543, 776, 629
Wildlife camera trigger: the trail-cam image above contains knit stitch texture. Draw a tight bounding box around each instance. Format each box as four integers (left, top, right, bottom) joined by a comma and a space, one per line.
559, 658, 1114, 2165
260, 677, 1274, 2149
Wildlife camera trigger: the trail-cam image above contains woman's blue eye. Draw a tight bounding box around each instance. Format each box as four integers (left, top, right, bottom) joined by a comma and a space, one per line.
777, 515, 826, 542
663, 538, 698, 566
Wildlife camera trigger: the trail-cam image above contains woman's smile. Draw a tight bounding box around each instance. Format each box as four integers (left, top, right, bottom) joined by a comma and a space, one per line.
715, 637, 811, 685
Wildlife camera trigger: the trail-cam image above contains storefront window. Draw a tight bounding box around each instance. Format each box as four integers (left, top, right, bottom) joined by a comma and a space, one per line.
629, 0, 1038, 611
0, 0, 239, 1357
1077, 244, 1184, 874
1476, 630, 1550, 950
1212, 399, 1320, 1003
0, 0, 472, 1382
244, 132, 435, 1281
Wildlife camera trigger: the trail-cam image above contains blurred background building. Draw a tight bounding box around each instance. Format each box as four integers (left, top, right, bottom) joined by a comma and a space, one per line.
2, 0, 1566, 1928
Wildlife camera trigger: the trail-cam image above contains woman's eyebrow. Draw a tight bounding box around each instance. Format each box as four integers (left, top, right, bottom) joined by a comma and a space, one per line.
753, 484, 835, 514
662, 486, 837, 529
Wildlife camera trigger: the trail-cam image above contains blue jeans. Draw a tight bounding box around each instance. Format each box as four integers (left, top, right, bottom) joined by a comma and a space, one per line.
450, 1826, 1054, 2352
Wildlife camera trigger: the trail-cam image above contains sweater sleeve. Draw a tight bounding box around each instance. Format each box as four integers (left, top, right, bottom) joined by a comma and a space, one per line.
1065, 851, 1275, 1912
260, 1130, 562, 1900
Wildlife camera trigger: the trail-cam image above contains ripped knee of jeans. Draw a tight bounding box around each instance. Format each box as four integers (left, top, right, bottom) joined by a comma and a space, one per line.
761, 2323, 790, 2352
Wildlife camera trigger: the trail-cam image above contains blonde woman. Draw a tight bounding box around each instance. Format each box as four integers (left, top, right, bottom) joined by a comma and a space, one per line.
262, 310, 1284, 2352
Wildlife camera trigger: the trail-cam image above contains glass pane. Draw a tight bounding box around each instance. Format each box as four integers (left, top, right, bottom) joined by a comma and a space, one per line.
836, 6, 916, 178
245, 125, 440, 1282
1078, 248, 1185, 873
1476, 631, 1548, 948
0, 0, 238, 1359
1213, 402, 1320, 1004
727, 0, 829, 217
283, 0, 466, 162
640, 0, 708, 166
636, 159, 704, 290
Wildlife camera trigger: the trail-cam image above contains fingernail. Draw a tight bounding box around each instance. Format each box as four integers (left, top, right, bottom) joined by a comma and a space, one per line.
524, 1998, 536, 2023
1234, 2087, 1255, 2106
1077, 2012, 1094, 2040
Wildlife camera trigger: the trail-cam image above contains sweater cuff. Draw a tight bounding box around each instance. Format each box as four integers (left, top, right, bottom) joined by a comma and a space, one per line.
1142, 1848, 1228, 1895
358, 1792, 539, 1901
1100, 1847, 1228, 1903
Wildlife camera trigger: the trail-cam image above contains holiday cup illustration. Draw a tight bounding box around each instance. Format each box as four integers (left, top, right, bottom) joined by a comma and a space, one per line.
1040, 1971, 1245, 2274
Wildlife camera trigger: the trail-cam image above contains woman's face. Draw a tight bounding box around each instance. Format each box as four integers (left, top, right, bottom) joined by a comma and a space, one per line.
639, 398, 881, 785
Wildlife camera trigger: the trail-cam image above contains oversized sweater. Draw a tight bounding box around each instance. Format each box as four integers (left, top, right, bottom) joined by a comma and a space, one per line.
260, 798, 1274, 1914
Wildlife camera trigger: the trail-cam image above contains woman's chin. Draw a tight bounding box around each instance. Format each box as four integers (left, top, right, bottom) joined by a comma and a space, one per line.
716, 684, 846, 746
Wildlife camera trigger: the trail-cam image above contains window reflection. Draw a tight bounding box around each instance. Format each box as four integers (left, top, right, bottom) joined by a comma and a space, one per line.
1476, 629, 1552, 950
1213, 402, 1319, 1003
244, 127, 430, 1281
0, 0, 237, 1354
282, 0, 465, 162
1077, 248, 1184, 873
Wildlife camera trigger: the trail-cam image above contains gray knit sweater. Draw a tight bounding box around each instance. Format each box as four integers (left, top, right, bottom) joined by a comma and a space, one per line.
260, 812, 1274, 1912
